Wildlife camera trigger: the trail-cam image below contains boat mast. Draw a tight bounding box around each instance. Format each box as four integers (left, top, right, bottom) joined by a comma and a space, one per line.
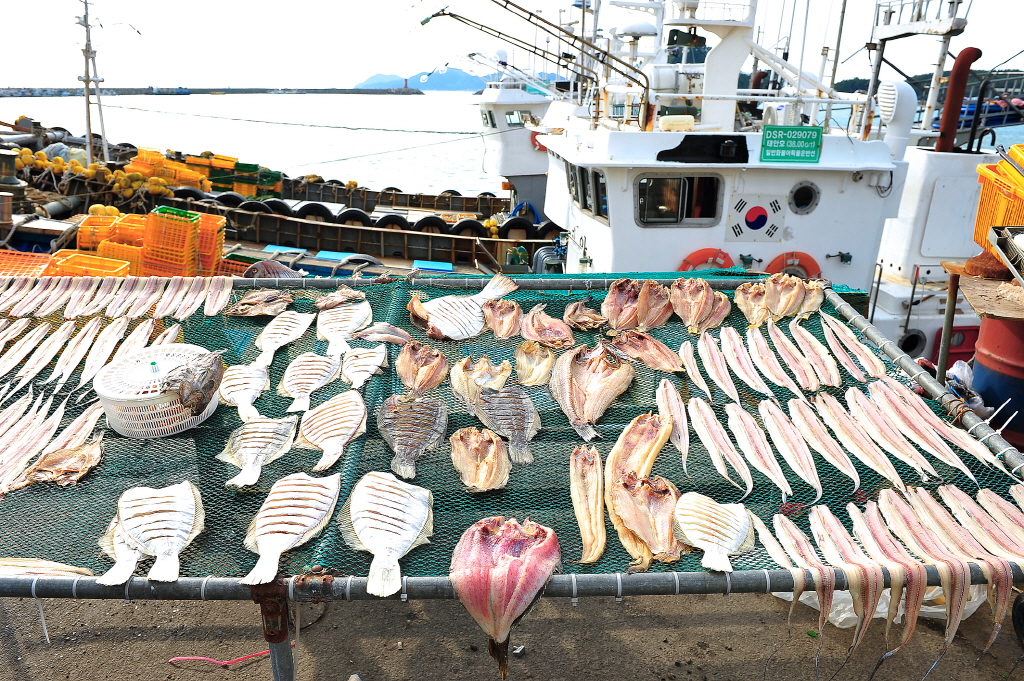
77, 0, 110, 164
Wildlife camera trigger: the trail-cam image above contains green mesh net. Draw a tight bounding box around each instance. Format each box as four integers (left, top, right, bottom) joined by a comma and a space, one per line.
0, 273, 1010, 582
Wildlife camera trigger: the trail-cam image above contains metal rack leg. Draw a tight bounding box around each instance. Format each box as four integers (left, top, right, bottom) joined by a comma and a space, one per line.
936, 273, 960, 385
269, 639, 296, 681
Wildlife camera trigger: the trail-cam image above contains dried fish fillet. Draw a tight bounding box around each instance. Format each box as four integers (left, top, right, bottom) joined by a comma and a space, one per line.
316, 299, 372, 356
609, 472, 685, 571
482, 299, 523, 340
520, 303, 575, 349
734, 282, 771, 327
314, 284, 366, 310
569, 445, 605, 563
219, 363, 269, 422
352, 322, 411, 345
550, 343, 634, 440
602, 278, 641, 331
635, 280, 673, 330
254, 311, 315, 368
673, 492, 754, 572
610, 329, 682, 372
670, 278, 714, 333
764, 273, 806, 321
450, 427, 511, 493
514, 340, 555, 386
23, 433, 104, 487
656, 379, 689, 467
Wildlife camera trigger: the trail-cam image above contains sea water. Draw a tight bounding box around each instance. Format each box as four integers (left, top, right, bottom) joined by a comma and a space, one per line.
4, 92, 500, 195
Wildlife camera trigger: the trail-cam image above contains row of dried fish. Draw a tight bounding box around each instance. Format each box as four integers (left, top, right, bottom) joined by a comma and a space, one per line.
0, 275, 235, 320
735, 273, 825, 326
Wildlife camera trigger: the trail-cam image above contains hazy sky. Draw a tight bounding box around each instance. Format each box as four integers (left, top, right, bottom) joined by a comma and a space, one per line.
8, 0, 1023, 90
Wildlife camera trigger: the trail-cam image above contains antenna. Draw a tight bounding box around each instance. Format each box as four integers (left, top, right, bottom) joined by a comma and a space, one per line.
77, 0, 110, 164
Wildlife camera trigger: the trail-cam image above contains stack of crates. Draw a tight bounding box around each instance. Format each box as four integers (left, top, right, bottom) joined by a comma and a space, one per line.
97, 213, 146, 276
142, 206, 200, 277
233, 163, 260, 198
76, 215, 118, 250
124, 149, 212, 192
258, 169, 283, 198
974, 151, 1024, 258
198, 212, 227, 275
185, 156, 211, 178
56, 253, 130, 277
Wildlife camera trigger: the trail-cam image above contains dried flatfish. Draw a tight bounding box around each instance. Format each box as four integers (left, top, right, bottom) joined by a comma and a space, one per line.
314, 284, 366, 310
23, 433, 104, 487
378, 394, 447, 479
514, 340, 555, 386
407, 273, 518, 340
316, 299, 372, 357
562, 296, 607, 330
610, 329, 682, 372
278, 352, 340, 412
449, 427, 510, 493
341, 345, 388, 389
550, 343, 634, 440
225, 288, 293, 316
352, 322, 411, 345
116, 480, 204, 582
673, 492, 754, 572
635, 280, 673, 330
450, 517, 561, 680
240, 472, 341, 585
670, 278, 715, 333
450, 355, 512, 409
96, 519, 146, 586
217, 416, 298, 488
254, 311, 315, 368
219, 363, 270, 422
475, 386, 541, 465
295, 390, 367, 471
160, 349, 225, 417
338, 471, 433, 597
396, 340, 449, 396
482, 299, 523, 340
520, 303, 575, 349
570, 445, 605, 563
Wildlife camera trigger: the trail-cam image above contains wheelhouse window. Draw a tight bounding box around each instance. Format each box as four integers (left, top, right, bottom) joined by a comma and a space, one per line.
480, 109, 492, 128
505, 110, 532, 127
578, 166, 591, 212
566, 161, 580, 203
636, 174, 722, 227
593, 170, 608, 217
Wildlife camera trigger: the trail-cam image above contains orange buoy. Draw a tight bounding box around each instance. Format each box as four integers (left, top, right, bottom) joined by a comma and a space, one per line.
530, 131, 547, 152
678, 249, 734, 272
764, 251, 821, 278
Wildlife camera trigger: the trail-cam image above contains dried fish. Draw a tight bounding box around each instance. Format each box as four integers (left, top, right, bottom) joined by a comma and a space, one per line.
240, 472, 341, 585
482, 299, 523, 339
74, 317, 131, 391
96, 519, 146, 586
74, 276, 122, 318
108, 319, 155, 366
719, 327, 773, 397
814, 392, 907, 492
678, 340, 712, 401
378, 394, 447, 479
278, 352, 340, 412
314, 284, 366, 310
750, 515, 806, 629
40, 403, 105, 456
670, 278, 714, 333
396, 340, 449, 396
203, 276, 234, 316
173, 277, 212, 320
104, 276, 147, 318
0, 277, 35, 314
766, 320, 819, 391
796, 280, 825, 320
520, 303, 575, 349
0, 323, 51, 381
0, 557, 92, 578
514, 340, 555, 386
764, 273, 806, 321
352, 322, 412, 345
407, 273, 518, 341
116, 480, 204, 582
9, 277, 59, 317
450, 355, 512, 410
610, 329, 682, 372
609, 472, 685, 570
157, 349, 225, 417
244, 259, 305, 279
254, 311, 315, 368
338, 471, 433, 597
725, 403, 792, 501
10, 320, 77, 393
569, 444, 605, 562
687, 397, 752, 498
696, 291, 732, 335
846, 387, 942, 484
656, 379, 689, 467
746, 326, 805, 400
317, 299, 372, 356
34, 276, 87, 318
787, 398, 861, 491
602, 278, 641, 331
152, 277, 190, 319
449, 517, 561, 680
341, 345, 388, 389
549, 343, 634, 440
475, 386, 541, 465
820, 317, 866, 382
125, 276, 168, 318
225, 288, 293, 317
734, 282, 771, 327
562, 296, 606, 330
450, 427, 511, 493
295, 390, 367, 471
218, 416, 298, 488
673, 492, 754, 572
819, 312, 888, 377
696, 332, 740, 402
789, 318, 841, 387
774, 513, 836, 648
219, 363, 269, 422
23, 433, 104, 487
635, 280, 673, 330
937, 486, 1024, 563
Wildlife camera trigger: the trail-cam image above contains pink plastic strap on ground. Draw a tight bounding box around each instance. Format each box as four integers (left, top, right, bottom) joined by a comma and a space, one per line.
168, 643, 294, 667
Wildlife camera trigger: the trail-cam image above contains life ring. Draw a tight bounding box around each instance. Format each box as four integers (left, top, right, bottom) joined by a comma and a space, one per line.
764, 251, 822, 278
677, 249, 734, 272
530, 130, 547, 152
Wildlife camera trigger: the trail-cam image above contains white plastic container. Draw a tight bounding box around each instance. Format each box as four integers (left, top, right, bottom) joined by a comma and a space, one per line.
94, 343, 219, 438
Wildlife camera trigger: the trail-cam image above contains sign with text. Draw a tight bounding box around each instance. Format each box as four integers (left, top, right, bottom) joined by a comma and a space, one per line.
760, 125, 822, 163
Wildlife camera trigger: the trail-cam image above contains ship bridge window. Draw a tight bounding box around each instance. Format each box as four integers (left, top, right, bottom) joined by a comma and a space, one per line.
593, 171, 608, 217
578, 167, 591, 211
636, 174, 722, 227
481, 109, 492, 128
505, 110, 533, 128
566, 161, 580, 203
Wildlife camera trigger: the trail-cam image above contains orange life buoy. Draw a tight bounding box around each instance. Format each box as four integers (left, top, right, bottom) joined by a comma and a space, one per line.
530, 130, 547, 152
678, 249, 735, 272
764, 251, 822, 278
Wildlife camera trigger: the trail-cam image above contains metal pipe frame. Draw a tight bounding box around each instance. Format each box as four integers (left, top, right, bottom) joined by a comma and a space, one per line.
233, 275, 784, 291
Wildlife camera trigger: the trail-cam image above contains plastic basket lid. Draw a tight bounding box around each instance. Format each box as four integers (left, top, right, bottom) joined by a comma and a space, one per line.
94, 343, 211, 401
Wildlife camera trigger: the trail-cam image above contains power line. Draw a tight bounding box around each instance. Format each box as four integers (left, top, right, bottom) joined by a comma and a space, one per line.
298, 129, 519, 166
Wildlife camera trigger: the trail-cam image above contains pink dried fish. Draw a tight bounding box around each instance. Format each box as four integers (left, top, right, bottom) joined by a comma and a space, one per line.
152, 277, 190, 319
787, 398, 860, 491
687, 397, 752, 498
43, 317, 103, 387
764, 273, 806, 321
562, 296, 606, 330
0, 323, 52, 381
0, 395, 69, 493
203, 276, 234, 316
773, 513, 836, 649
819, 318, 866, 382
670, 278, 714, 333
696, 291, 731, 334
35, 276, 89, 318
481, 299, 523, 340
814, 393, 907, 493
796, 280, 825, 320
750, 514, 806, 630
789, 318, 840, 386
746, 327, 805, 400
73, 276, 123, 318
759, 400, 822, 502
520, 303, 575, 349
0, 277, 34, 313
150, 323, 182, 346
696, 332, 740, 402
733, 282, 771, 327
937, 486, 1024, 562
9, 277, 59, 317
677, 340, 712, 401
41, 403, 105, 456
655, 379, 688, 468
126, 277, 168, 318
635, 279, 673, 330
846, 387, 942, 484
819, 312, 888, 377
173, 277, 212, 320
766, 320, 818, 391
75, 317, 130, 391
602, 278, 641, 331
104, 276, 147, 318
10, 320, 77, 393
719, 327, 773, 397
610, 329, 682, 372
724, 403, 791, 500
109, 319, 156, 366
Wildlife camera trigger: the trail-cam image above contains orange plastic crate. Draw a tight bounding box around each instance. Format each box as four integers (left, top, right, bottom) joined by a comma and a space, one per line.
975, 163, 1024, 257
198, 213, 226, 258
218, 258, 251, 276
46, 249, 86, 274
142, 259, 199, 277
123, 162, 154, 177
135, 148, 164, 164
0, 251, 52, 277
143, 208, 200, 264
56, 253, 130, 277
97, 239, 143, 276
77, 215, 117, 250
234, 181, 258, 197
112, 214, 146, 245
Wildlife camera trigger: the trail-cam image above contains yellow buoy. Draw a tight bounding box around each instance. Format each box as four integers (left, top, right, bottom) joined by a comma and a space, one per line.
105, 205, 120, 217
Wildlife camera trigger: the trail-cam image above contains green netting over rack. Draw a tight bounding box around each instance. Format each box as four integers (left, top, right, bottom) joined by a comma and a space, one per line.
0, 273, 1008, 582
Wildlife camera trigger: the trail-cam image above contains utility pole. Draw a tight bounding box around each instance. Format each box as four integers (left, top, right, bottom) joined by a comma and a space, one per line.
77, 0, 110, 164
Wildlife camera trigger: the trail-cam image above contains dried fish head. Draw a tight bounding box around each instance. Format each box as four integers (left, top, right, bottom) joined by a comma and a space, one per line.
396, 341, 449, 396
450, 427, 511, 492
224, 289, 293, 316
161, 349, 226, 416
562, 296, 607, 330
669, 278, 714, 333
450, 516, 561, 679
520, 303, 575, 349
450, 355, 512, 407
514, 340, 555, 386
315, 285, 367, 310
482, 299, 523, 340
636, 280, 673, 330
601, 278, 641, 331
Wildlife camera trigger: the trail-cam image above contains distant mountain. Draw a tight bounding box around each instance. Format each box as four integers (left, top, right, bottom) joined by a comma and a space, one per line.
355, 68, 486, 91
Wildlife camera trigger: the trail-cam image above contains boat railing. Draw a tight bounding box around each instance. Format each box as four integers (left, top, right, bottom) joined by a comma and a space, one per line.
669, 0, 753, 24
280, 178, 510, 216
874, 0, 965, 26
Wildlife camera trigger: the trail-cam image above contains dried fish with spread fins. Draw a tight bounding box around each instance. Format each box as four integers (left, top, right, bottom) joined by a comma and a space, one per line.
450, 355, 512, 409
475, 386, 540, 465
697, 291, 731, 334
338, 471, 433, 597
569, 445, 605, 563
764, 273, 806, 321
225, 288, 293, 317
562, 296, 606, 330
396, 341, 449, 396
217, 416, 298, 488
450, 516, 561, 680
219, 363, 269, 422
407, 273, 518, 341
278, 352, 340, 412
341, 345, 388, 389
635, 279, 673, 330
719, 326, 773, 397
734, 282, 771, 327
601, 278, 641, 331
22, 433, 104, 488
314, 284, 366, 310
550, 343, 634, 441
673, 492, 754, 572
254, 311, 315, 368
113, 480, 204, 583
608, 472, 685, 571
316, 295, 372, 356
514, 340, 555, 386
295, 390, 367, 471
378, 394, 447, 479
520, 303, 575, 349
450, 427, 511, 493
240, 472, 341, 585
482, 299, 522, 339
96, 518, 147, 586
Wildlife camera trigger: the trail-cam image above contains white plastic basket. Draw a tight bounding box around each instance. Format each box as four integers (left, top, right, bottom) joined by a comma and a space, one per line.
94, 343, 220, 439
